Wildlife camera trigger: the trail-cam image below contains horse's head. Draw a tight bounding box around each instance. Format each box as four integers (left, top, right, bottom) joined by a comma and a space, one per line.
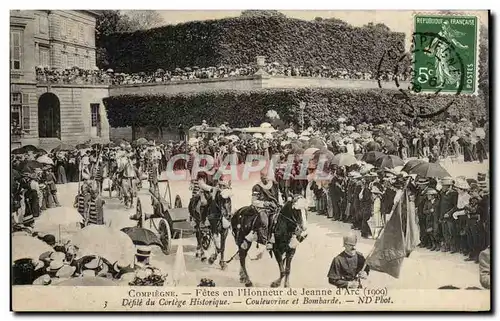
285, 194, 308, 241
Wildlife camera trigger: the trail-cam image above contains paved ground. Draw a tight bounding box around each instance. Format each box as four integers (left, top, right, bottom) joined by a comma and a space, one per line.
51, 158, 488, 289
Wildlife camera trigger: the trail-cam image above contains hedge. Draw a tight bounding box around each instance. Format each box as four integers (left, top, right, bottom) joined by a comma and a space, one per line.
103, 88, 484, 129
103, 16, 404, 74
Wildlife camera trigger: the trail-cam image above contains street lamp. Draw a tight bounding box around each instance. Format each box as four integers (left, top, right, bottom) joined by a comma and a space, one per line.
299, 102, 306, 132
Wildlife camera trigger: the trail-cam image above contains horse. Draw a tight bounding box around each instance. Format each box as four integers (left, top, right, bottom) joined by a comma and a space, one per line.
206, 188, 233, 270
188, 192, 212, 261
231, 195, 308, 287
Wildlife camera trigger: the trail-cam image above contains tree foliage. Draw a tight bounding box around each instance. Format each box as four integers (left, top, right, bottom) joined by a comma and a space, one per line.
103, 88, 483, 129
103, 16, 404, 74
95, 10, 165, 68
122, 10, 165, 31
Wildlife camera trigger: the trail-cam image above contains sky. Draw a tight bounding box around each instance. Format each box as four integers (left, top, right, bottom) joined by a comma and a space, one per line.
155, 10, 488, 33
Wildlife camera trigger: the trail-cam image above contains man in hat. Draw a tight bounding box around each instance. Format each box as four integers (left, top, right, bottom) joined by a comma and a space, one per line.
438, 177, 458, 252
251, 170, 280, 250
414, 177, 430, 246
327, 232, 369, 288
359, 171, 379, 238
422, 188, 440, 250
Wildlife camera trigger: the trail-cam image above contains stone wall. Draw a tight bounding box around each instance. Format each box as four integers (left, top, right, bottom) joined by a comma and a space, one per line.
108, 74, 409, 96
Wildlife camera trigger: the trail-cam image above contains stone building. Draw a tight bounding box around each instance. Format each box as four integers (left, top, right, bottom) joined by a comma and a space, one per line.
10, 10, 110, 150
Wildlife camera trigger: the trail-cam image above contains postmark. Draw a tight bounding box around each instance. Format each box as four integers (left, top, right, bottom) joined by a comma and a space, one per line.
376, 14, 479, 118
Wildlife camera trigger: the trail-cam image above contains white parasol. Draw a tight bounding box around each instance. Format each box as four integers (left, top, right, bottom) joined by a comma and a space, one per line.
36, 155, 54, 165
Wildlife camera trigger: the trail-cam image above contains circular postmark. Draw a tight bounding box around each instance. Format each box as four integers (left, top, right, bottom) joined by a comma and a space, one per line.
377, 31, 465, 119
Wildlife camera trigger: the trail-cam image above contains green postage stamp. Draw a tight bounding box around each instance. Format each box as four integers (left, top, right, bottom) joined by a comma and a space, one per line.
413, 14, 479, 94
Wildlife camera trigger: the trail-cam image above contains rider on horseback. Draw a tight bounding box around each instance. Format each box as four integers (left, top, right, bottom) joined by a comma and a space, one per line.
189, 171, 216, 226
251, 170, 280, 250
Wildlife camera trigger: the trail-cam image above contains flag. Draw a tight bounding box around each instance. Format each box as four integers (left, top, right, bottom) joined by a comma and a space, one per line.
365, 191, 407, 278
404, 190, 421, 256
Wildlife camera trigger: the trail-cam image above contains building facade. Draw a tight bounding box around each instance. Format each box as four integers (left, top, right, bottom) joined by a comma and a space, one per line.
10, 10, 110, 150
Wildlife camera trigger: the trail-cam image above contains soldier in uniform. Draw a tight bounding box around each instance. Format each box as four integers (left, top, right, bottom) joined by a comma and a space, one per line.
327, 232, 369, 288
251, 170, 280, 250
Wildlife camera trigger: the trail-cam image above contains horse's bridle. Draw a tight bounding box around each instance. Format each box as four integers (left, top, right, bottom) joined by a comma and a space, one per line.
274, 201, 307, 234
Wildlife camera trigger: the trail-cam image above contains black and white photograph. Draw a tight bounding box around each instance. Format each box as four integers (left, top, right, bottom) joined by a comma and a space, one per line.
9, 8, 491, 312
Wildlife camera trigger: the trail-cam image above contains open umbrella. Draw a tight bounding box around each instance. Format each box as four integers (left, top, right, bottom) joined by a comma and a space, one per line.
332, 153, 357, 167
18, 145, 39, 154
407, 162, 450, 178
121, 227, 162, 247
402, 159, 426, 173
136, 138, 149, 146
12, 235, 54, 262
362, 151, 385, 164
11, 148, 25, 155
19, 160, 43, 173
56, 276, 118, 286
33, 207, 83, 238
314, 149, 335, 162
51, 143, 74, 153
72, 225, 136, 266
375, 155, 404, 169
304, 147, 320, 156
36, 155, 54, 165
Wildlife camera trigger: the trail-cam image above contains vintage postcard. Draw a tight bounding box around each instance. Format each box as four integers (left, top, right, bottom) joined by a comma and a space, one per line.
10, 9, 490, 312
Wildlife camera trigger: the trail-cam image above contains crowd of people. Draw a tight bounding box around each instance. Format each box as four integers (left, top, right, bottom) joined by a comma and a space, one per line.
11, 113, 490, 286
34, 62, 411, 86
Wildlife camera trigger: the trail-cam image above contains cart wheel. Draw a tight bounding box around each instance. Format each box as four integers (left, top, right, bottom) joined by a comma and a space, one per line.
136, 198, 143, 228
159, 219, 172, 255
174, 195, 182, 208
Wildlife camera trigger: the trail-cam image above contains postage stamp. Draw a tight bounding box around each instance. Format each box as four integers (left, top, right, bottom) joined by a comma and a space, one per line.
413, 15, 478, 95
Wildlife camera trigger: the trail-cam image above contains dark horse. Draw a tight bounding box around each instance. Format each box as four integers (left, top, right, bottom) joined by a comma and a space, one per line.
188, 192, 211, 261
206, 188, 233, 270
231, 195, 308, 287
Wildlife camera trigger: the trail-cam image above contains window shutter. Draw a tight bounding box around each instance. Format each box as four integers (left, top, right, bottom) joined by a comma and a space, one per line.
22, 93, 30, 130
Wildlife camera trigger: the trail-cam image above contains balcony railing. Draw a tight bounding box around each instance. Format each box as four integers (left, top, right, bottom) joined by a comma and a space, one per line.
36, 67, 112, 86
35, 65, 411, 86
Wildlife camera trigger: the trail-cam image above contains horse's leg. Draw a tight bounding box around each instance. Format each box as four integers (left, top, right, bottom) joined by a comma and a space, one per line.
284, 249, 296, 288
208, 220, 219, 265
194, 225, 202, 258
270, 250, 285, 288
219, 228, 228, 270
239, 246, 253, 287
